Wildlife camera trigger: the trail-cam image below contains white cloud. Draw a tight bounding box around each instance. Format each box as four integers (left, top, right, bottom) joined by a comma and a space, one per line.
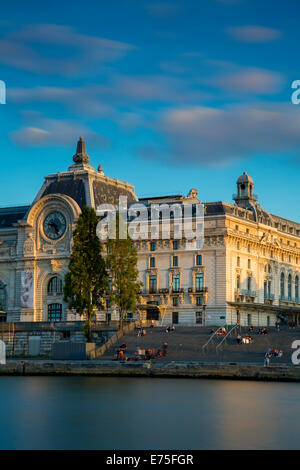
11, 115, 109, 148
211, 68, 284, 94
139, 104, 300, 167
227, 25, 282, 43
0, 24, 136, 76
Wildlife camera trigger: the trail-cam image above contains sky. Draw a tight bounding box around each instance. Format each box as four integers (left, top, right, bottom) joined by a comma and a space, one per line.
0, 0, 300, 222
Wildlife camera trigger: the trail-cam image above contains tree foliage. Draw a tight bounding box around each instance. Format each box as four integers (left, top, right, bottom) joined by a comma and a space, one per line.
107, 213, 142, 329
64, 207, 108, 341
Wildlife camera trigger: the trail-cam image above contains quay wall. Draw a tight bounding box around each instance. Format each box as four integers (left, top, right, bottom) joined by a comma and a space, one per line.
0, 360, 300, 382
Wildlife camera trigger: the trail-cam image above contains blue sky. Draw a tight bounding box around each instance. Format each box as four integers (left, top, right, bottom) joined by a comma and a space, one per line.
0, 0, 300, 221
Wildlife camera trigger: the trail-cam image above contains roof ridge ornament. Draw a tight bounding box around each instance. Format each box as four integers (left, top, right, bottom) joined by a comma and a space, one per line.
73, 136, 90, 165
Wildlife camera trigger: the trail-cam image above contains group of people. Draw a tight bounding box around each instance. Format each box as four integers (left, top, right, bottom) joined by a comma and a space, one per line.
165, 325, 175, 333
264, 348, 283, 366
259, 327, 269, 335
236, 333, 253, 344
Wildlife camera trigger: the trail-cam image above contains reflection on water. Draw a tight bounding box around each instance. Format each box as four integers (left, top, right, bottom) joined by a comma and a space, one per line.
0, 376, 299, 450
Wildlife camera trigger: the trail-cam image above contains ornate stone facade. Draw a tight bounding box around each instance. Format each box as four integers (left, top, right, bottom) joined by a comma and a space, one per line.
0, 140, 299, 327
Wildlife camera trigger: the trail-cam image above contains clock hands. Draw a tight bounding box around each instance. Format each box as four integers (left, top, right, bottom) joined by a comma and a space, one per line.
49, 221, 59, 235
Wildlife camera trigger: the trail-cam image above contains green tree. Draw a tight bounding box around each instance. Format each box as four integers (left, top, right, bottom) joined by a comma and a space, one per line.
64, 206, 108, 341
107, 213, 142, 329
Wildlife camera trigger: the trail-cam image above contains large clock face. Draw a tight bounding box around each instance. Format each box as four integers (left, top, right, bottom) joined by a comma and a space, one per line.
43, 212, 67, 240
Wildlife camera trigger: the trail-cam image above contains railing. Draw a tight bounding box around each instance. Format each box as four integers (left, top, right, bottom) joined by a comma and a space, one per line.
216, 324, 240, 352
280, 296, 300, 303
264, 293, 275, 300
241, 289, 256, 297
202, 327, 223, 351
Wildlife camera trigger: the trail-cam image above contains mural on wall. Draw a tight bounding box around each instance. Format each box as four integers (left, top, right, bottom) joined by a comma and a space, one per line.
21, 270, 34, 308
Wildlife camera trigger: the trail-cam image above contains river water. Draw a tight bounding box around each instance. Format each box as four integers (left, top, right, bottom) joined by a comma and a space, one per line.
0, 376, 299, 450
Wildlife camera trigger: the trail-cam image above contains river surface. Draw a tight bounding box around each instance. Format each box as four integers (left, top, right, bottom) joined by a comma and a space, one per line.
0, 376, 300, 450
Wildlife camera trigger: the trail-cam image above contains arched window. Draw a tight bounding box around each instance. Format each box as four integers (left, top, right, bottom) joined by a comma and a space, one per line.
288, 274, 292, 299
0, 281, 6, 311
48, 277, 63, 295
295, 276, 299, 302
280, 273, 285, 298
48, 303, 62, 322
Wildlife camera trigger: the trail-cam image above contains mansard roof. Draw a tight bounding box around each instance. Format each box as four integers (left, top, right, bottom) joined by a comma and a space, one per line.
0, 206, 30, 229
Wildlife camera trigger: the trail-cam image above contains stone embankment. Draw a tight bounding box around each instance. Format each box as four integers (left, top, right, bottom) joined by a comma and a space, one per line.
1, 360, 300, 382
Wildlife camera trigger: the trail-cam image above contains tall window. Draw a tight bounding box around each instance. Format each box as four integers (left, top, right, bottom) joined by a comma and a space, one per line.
48, 303, 62, 322
295, 276, 299, 302
196, 273, 204, 292
173, 256, 178, 267
195, 312, 203, 325
150, 241, 156, 252
196, 254, 202, 266
150, 257, 155, 268
264, 280, 267, 297
173, 240, 179, 250
48, 277, 63, 295
173, 274, 180, 292
149, 275, 157, 293
173, 296, 179, 307
237, 256, 240, 267
288, 274, 292, 299
237, 275, 240, 290
280, 273, 285, 298
247, 276, 251, 291
0, 282, 6, 311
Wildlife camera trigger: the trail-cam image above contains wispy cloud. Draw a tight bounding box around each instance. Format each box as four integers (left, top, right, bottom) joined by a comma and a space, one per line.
227, 25, 282, 43
138, 104, 300, 167
0, 24, 136, 76
11, 113, 109, 148
210, 68, 284, 94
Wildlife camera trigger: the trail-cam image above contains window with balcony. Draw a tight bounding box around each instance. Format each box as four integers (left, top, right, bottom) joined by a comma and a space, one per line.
247, 276, 251, 291
173, 274, 180, 292
149, 275, 157, 293
196, 273, 204, 292
173, 296, 179, 307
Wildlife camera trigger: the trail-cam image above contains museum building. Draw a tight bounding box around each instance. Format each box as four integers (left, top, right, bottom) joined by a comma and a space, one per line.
0, 137, 299, 327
